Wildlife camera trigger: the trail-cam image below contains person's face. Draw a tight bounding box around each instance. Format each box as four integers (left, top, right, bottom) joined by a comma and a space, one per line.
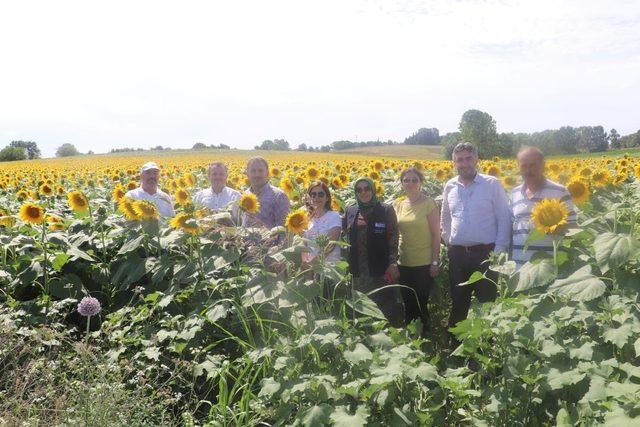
401, 172, 421, 193
308, 185, 327, 210
246, 161, 269, 188
453, 150, 478, 180
519, 153, 545, 186
209, 166, 228, 188
141, 169, 160, 189
356, 181, 373, 204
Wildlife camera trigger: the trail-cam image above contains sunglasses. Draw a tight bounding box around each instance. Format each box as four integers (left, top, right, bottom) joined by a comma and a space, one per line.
309, 191, 325, 198
402, 178, 420, 183
356, 186, 371, 193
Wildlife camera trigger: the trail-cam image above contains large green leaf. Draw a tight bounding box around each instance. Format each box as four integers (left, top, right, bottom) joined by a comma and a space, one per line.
514, 259, 557, 292
117, 234, 145, 255
299, 405, 331, 427
603, 324, 633, 349
329, 405, 370, 427
546, 368, 585, 390
258, 377, 280, 398
346, 290, 386, 320
343, 343, 373, 364
548, 265, 606, 301
594, 232, 639, 273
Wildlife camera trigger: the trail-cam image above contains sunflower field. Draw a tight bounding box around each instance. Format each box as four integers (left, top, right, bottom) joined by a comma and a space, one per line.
1, 151, 640, 426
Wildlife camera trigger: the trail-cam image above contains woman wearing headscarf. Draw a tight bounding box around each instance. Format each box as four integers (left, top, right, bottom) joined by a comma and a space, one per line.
343, 177, 400, 325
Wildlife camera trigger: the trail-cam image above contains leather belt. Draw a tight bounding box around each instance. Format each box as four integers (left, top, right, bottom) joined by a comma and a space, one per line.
449, 243, 495, 253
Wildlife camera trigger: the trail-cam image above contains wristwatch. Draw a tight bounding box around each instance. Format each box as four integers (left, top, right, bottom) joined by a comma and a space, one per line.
431, 260, 439, 267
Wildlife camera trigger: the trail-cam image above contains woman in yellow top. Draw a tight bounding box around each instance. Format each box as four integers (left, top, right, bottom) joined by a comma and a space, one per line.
394, 167, 441, 336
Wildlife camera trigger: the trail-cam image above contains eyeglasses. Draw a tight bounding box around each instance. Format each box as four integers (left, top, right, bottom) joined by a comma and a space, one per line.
402, 178, 420, 184
356, 187, 371, 193
309, 191, 325, 198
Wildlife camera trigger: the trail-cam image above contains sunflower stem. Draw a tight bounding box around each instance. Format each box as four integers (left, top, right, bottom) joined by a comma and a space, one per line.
41, 214, 50, 311
552, 237, 559, 266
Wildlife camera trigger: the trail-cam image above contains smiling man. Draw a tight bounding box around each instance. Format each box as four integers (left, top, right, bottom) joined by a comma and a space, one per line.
125, 161, 175, 217
193, 161, 240, 213
441, 142, 511, 331
242, 156, 290, 229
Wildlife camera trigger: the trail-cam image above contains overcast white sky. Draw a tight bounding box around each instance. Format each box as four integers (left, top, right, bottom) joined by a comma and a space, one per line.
1, 0, 639, 157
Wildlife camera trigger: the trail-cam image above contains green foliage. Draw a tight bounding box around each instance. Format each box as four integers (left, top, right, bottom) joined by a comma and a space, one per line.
9, 140, 41, 159
0, 146, 27, 162
56, 143, 81, 157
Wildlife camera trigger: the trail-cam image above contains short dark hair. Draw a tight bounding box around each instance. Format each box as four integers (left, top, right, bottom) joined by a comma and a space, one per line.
305, 181, 332, 215
452, 142, 478, 159
246, 156, 269, 171
399, 167, 424, 183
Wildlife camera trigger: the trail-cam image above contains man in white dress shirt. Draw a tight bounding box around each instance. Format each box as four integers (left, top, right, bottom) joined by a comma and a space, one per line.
125, 162, 175, 218
441, 142, 511, 330
192, 162, 241, 221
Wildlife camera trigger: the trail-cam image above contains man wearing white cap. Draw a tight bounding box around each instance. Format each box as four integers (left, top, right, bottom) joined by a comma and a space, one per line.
125, 162, 175, 217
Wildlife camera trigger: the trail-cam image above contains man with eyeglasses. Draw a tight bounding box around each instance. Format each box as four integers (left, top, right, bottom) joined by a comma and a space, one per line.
440, 142, 511, 334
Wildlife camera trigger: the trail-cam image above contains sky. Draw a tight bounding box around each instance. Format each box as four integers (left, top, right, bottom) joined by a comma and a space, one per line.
1, 0, 639, 158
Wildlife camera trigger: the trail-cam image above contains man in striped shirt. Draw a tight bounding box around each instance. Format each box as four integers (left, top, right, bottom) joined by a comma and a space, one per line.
511, 147, 577, 269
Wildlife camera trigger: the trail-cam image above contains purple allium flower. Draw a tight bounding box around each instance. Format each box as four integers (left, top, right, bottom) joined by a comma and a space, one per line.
77, 296, 101, 317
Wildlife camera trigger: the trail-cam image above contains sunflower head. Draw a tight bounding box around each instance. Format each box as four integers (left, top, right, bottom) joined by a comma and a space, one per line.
285, 208, 310, 234
119, 197, 141, 221
531, 198, 569, 235
133, 200, 159, 220
239, 193, 260, 214
170, 213, 198, 234
19, 202, 45, 225
112, 185, 126, 202
68, 190, 89, 213
174, 188, 190, 205
39, 183, 54, 196
0, 208, 16, 228
566, 179, 590, 205
46, 214, 65, 231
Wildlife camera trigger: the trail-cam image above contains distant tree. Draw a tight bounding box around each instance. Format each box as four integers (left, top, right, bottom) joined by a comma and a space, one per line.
10, 140, 41, 159
87, 150, 94, 155
151, 145, 164, 151
297, 143, 308, 151
0, 146, 27, 161
192, 142, 207, 150
320, 145, 331, 152
56, 143, 80, 157
404, 128, 440, 145
577, 126, 608, 152
218, 143, 230, 150
609, 128, 620, 149
619, 130, 640, 148
441, 132, 462, 159
255, 139, 290, 151
459, 109, 499, 158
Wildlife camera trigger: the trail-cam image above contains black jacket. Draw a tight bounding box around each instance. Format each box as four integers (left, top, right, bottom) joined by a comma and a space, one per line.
343, 202, 399, 277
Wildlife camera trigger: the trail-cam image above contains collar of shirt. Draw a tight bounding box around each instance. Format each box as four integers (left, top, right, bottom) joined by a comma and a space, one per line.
251, 183, 272, 197
454, 172, 483, 187
518, 178, 550, 198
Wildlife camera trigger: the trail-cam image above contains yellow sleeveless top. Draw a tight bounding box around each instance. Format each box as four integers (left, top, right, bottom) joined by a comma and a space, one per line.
395, 197, 436, 267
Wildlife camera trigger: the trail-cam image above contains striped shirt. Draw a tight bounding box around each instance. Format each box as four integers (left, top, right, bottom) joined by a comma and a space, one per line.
510, 179, 576, 268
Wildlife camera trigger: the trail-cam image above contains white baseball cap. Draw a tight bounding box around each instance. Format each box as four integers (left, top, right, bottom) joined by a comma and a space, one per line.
140, 162, 160, 173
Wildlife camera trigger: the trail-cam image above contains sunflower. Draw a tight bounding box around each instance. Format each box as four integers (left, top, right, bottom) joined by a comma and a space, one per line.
591, 169, 611, 187
184, 173, 196, 187
501, 175, 518, 190
133, 200, 159, 220
331, 177, 343, 189
486, 165, 501, 177
68, 190, 89, 213
118, 197, 140, 220
127, 181, 137, 191
371, 160, 384, 171
566, 179, 589, 205
0, 209, 16, 227
174, 188, 190, 206
531, 198, 569, 235
46, 214, 65, 231
16, 190, 29, 200
112, 185, 126, 202
170, 213, 198, 234
285, 208, 309, 234
306, 167, 319, 180
39, 183, 54, 196
239, 193, 260, 214
280, 176, 295, 194
270, 167, 281, 178
19, 202, 44, 225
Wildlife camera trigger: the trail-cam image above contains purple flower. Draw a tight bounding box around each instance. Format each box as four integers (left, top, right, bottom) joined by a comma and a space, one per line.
77, 296, 101, 317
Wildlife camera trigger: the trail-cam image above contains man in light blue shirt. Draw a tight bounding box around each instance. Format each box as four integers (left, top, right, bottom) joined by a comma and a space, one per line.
441, 142, 511, 332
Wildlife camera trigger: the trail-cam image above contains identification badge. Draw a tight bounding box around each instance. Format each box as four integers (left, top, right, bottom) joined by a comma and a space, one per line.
374, 222, 386, 228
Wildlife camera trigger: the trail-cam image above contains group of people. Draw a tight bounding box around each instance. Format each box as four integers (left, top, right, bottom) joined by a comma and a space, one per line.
126, 142, 576, 336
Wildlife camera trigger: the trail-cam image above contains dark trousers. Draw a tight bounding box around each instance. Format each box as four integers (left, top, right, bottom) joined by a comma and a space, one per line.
448, 244, 497, 328
398, 265, 433, 330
